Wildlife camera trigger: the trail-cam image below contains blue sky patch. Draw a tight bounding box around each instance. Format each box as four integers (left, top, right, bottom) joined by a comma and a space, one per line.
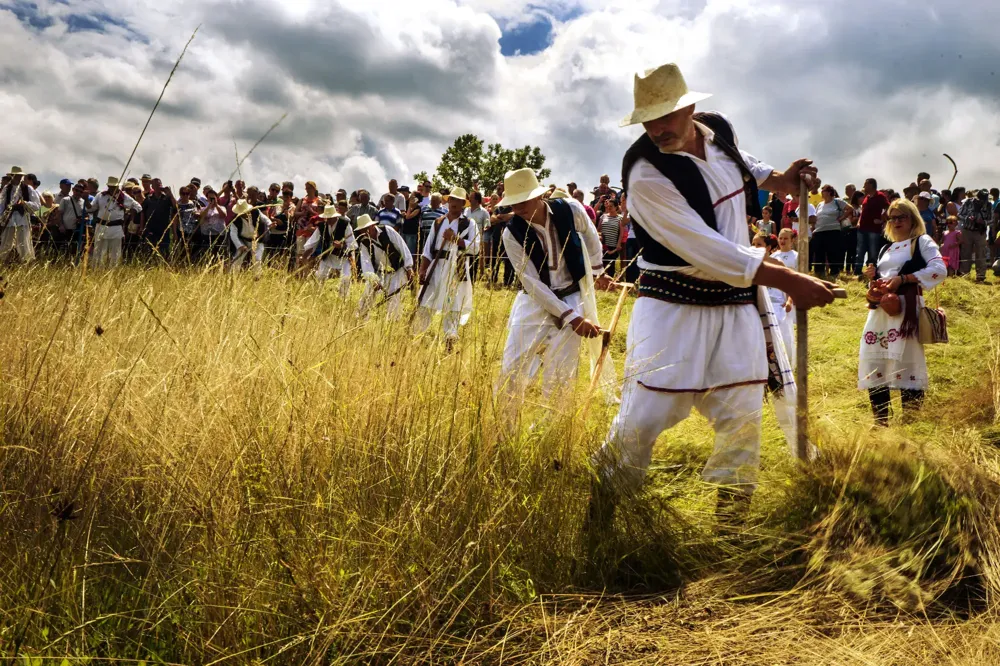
1, 0, 55, 30
499, 4, 582, 57
65, 11, 148, 43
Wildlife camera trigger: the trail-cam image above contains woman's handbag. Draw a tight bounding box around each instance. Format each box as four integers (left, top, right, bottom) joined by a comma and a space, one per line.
918, 286, 948, 345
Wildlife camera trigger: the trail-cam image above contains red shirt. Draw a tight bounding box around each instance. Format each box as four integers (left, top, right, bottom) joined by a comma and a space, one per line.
858, 191, 890, 233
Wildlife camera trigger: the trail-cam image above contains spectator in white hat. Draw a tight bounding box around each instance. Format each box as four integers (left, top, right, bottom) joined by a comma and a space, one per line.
87, 176, 142, 268
0, 166, 40, 263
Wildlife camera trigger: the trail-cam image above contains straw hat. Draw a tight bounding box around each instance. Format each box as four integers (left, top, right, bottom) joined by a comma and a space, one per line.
497, 168, 548, 207
319, 204, 340, 219
107, 176, 121, 188
450, 186, 468, 202
232, 199, 254, 217
549, 188, 570, 200
355, 214, 377, 231
7, 166, 24, 177
619, 63, 712, 127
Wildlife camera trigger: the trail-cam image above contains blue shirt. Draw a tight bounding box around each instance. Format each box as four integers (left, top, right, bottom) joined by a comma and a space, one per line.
377, 208, 402, 230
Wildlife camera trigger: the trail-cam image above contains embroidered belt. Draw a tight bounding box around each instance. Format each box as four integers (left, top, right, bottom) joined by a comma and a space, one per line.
637, 270, 755, 306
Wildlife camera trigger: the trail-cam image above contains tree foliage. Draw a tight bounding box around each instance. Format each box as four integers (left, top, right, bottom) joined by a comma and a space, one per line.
425, 134, 551, 194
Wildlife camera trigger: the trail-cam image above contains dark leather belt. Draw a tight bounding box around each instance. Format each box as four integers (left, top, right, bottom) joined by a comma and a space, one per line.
637, 270, 755, 306
553, 282, 581, 300
98, 220, 124, 227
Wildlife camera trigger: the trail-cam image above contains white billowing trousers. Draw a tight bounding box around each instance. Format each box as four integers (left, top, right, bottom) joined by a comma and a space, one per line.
91, 225, 122, 268
498, 291, 584, 399
358, 268, 409, 321
495, 291, 587, 428
0, 224, 35, 262
231, 244, 265, 274
598, 380, 765, 492
316, 256, 353, 298
411, 307, 462, 340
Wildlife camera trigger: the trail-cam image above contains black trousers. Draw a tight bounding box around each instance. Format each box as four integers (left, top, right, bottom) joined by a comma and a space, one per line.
869, 387, 924, 426
624, 238, 640, 284
811, 229, 844, 278
843, 228, 857, 273
603, 249, 619, 279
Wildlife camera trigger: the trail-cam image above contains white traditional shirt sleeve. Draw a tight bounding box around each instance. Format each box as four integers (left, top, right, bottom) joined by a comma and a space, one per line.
738, 150, 775, 187
301, 228, 320, 255
502, 228, 578, 327
461, 218, 480, 257
384, 226, 414, 269
568, 199, 604, 276
628, 160, 766, 288
915, 235, 947, 290
343, 225, 358, 254
358, 242, 377, 281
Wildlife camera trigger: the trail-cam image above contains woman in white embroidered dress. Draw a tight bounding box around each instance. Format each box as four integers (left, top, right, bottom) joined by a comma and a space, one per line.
858, 199, 946, 426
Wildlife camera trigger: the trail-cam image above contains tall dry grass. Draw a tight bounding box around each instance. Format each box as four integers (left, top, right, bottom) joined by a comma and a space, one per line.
2, 264, 1000, 664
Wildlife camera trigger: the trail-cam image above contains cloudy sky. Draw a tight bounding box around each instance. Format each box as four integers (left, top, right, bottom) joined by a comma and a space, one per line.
2, 0, 998, 197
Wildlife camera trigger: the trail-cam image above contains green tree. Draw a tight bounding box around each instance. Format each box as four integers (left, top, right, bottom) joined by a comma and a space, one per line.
411, 170, 444, 192
424, 134, 552, 194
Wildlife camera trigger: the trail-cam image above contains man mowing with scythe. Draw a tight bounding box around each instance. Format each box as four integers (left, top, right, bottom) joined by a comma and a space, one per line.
591, 63, 837, 523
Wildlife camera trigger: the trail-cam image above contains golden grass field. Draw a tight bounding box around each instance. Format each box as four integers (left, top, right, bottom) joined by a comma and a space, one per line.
3, 262, 1000, 664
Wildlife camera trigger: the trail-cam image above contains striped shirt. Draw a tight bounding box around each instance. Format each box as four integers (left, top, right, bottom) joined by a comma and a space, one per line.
600, 214, 623, 250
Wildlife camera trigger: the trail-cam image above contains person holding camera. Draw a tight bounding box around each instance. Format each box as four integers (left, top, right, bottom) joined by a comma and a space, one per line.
0, 166, 40, 263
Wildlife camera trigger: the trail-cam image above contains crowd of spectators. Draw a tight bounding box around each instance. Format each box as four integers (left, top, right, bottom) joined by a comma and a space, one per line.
750, 173, 1000, 282
2, 165, 998, 287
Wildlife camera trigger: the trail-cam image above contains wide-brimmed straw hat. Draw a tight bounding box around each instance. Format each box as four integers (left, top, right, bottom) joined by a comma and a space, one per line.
319, 204, 340, 219
355, 214, 377, 231
7, 166, 24, 177
450, 186, 468, 202
549, 188, 570, 200
232, 199, 254, 217
619, 63, 712, 127
497, 168, 548, 207
107, 176, 121, 188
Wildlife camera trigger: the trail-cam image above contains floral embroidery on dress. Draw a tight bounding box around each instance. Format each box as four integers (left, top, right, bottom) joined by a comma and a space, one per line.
910, 375, 916, 381
864, 329, 900, 348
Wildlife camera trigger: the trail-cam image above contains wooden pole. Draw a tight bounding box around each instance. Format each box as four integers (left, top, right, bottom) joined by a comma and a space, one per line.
795, 181, 810, 461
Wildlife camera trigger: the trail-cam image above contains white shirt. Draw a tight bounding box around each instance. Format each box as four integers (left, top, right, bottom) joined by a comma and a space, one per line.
502, 198, 604, 323
89, 190, 141, 223
359, 225, 414, 277
421, 213, 481, 262
58, 195, 88, 230
628, 121, 773, 287
302, 219, 358, 257
0, 183, 40, 227
229, 213, 274, 249
464, 206, 491, 231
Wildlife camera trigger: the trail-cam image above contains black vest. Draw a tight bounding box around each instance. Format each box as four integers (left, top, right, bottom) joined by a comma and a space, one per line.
621, 111, 762, 268
319, 217, 350, 257
359, 227, 404, 272
506, 198, 587, 287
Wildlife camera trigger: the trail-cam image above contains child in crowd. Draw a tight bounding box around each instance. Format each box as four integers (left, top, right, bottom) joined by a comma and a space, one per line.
771, 228, 798, 363
939, 215, 961, 276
